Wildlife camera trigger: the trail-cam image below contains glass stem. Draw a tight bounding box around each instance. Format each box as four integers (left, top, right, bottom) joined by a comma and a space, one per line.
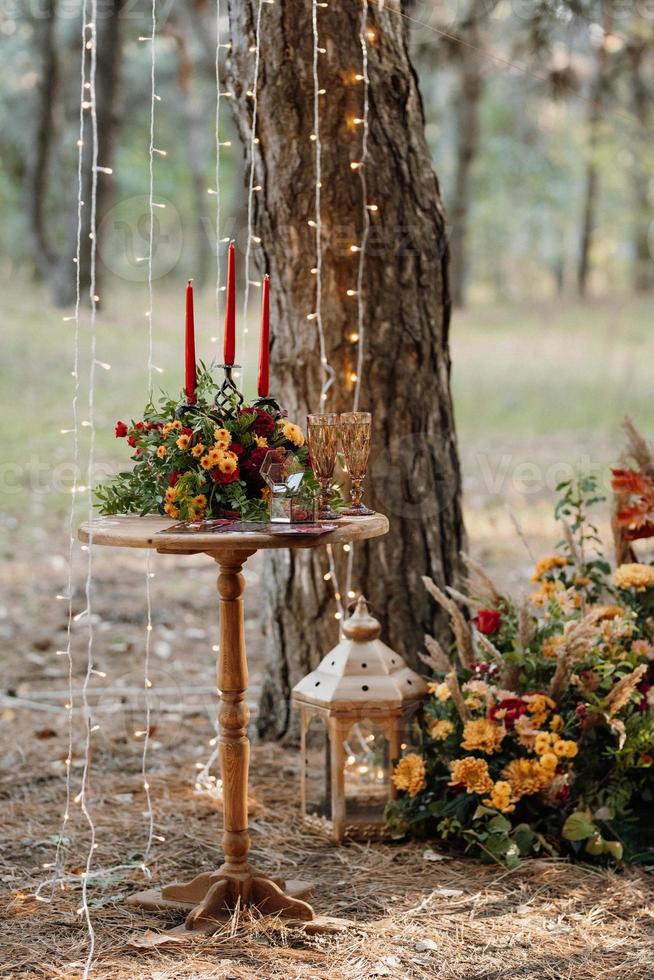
350, 478, 363, 509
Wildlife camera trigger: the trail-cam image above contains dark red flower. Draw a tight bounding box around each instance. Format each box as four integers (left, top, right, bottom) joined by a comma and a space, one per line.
230, 441, 245, 457
489, 697, 527, 730
575, 703, 586, 718
127, 436, 138, 448
212, 466, 240, 485
182, 427, 193, 436
168, 471, 180, 487
472, 609, 502, 635
115, 421, 128, 438
135, 421, 146, 431
146, 421, 162, 431
241, 446, 277, 490
240, 406, 276, 439
555, 784, 570, 803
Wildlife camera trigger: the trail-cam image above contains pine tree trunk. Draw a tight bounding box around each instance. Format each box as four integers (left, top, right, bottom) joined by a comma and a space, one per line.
227, 0, 466, 739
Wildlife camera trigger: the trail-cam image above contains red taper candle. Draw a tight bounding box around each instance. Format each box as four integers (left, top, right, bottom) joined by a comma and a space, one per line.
257, 273, 270, 398
224, 240, 236, 365
185, 279, 197, 403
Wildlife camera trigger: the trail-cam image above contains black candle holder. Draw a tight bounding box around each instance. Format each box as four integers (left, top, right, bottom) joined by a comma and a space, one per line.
253, 395, 284, 418
213, 364, 244, 418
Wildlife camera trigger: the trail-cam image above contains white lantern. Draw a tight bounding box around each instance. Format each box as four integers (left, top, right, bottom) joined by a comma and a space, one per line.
292, 597, 428, 842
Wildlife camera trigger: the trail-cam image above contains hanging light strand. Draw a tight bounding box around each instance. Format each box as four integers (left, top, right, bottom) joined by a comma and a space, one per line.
146, 0, 157, 388
345, 0, 371, 603
140, 552, 155, 870
240, 0, 265, 378
50, 0, 89, 901
79, 6, 100, 975
311, 0, 336, 410
214, 0, 223, 315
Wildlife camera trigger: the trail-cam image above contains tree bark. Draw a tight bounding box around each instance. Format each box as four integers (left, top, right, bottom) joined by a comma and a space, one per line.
54, 1, 125, 307
227, 0, 466, 739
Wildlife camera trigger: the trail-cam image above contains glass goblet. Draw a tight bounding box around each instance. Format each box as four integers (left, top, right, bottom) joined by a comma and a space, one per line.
340, 411, 374, 516
307, 413, 341, 521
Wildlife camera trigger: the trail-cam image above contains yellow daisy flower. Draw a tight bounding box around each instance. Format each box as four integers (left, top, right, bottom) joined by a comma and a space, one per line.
192, 443, 205, 458
176, 435, 190, 451
156, 445, 168, 459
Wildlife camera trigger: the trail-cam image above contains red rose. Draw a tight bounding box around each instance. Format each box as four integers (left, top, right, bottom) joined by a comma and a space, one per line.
146, 421, 161, 431
182, 427, 193, 436
212, 466, 240, 485
240, 406, 276, 439
241, 446, 277, 490
168, 471, 180, 487
127, 436, 138, 448
135, 421, 146, 431
115, 421, 128, 438
473, 609, 502, 635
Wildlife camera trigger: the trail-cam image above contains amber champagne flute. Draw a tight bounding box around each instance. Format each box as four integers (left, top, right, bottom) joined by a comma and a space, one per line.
307, 413, 342, 521
340, 412, 374, 517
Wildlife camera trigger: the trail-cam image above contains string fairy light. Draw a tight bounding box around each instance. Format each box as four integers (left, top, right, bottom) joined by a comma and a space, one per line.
345, 0, 371, 604
214, 1, 223, 316
140, 0, 159, 873
240, 0, 265, 377
78, 4, 100, 973
49, 0, 89, 903
310, 0, 336, 410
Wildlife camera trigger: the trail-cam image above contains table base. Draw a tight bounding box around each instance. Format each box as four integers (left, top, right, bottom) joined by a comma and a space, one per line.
126, 866, 314, 929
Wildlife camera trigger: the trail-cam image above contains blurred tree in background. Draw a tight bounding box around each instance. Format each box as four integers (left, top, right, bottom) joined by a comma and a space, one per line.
0, 0, 652, 303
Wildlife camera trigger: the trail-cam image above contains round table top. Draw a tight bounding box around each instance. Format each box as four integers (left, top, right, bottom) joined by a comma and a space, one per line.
78, 513, 388, 554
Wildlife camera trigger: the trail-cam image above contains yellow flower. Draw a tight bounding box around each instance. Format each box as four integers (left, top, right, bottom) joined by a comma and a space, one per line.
192, 443, 205, 458
216, 450, 238, 475
502, 758, 554, 799
531, 580, 560, 606
193, 494, 207, 509
524, 694, 556, 729
534, 732, 553, 756
164, 503, 180, 519
392, 754, 426, 797
176, 434, 190, 451
278, 418, 305, 447
156, 445, 168, 459
448, 757, 493, 794
461, 718, 505, 755
614, 563, 654, 592
465, 696, 483, 711
483, 780, 516, 814
200, 455, 213, 470
164, 486, 178, 502
540, 752, 558, 772
593, 605, 624, 621
254, 435, 269, 448
427, 681, 451, 702
531, 555, 567, 582
428, 719, 454, 741
542, 635, 565, 659
213, 427, 232, 448
549, 714, 564, 732
553, 739, 578, 759
531, 555, 568, 582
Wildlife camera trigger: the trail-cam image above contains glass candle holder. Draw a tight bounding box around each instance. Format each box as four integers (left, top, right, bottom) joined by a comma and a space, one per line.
307, 413, 341, 521
340, 411, 373, 516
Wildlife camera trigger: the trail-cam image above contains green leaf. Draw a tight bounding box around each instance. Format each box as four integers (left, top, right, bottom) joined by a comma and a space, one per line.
562, 811, 596, 841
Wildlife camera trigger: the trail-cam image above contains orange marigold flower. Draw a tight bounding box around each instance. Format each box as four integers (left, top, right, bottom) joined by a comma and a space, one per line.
614, 564, 654, 592
482, 780, 516, 814
193, 494, 208, 509
164, 503, 180, 519
448, 757, 494, 794
392, 754, 426, 797
502, 758, 554, 798
429, 719, 454, 741
531, 555, 567, 582
460, 718, 505, 755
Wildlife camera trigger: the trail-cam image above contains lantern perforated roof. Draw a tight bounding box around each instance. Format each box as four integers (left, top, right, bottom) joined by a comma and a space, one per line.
292, 596, 428, 711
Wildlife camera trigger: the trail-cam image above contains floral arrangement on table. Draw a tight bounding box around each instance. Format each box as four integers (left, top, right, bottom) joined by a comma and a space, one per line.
95, 254, 320, 523
387, 461, 654, 868
95, 366, 315, 523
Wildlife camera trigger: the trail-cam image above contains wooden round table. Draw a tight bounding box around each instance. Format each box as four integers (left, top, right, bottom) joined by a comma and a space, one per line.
78, 513, 388, 930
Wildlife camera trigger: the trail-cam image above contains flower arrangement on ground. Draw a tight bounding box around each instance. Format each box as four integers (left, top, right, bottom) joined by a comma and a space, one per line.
95, 367, 318, 522
386, 469, 654, 868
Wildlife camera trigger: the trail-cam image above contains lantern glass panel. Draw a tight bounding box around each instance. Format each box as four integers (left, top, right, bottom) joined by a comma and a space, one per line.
343, 720, 390, 825
304, 713, 332, 822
